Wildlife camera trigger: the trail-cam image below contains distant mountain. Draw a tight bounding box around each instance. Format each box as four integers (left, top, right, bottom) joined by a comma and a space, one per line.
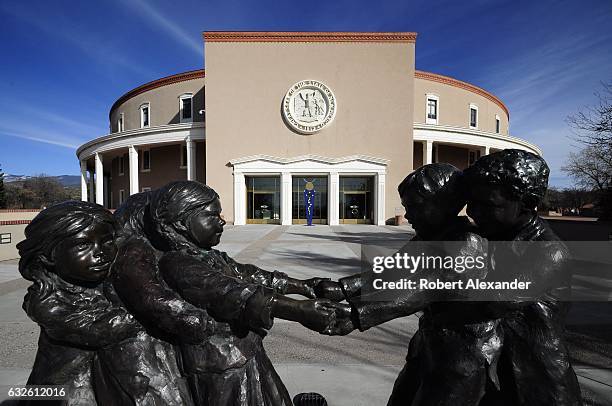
3, 174, 30, 183
55, 175, 81, 187
3, 174, 81, 187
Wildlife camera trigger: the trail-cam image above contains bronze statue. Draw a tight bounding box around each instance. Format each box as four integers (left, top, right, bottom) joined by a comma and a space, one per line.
18, 201, 195, 405
112, 181, 347, 406
321, 151, 582, 405
465, 149, 582, 405
317, 163, 503, 406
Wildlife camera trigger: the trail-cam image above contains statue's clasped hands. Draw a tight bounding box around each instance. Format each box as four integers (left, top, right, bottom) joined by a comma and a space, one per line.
304, 279, 357, 336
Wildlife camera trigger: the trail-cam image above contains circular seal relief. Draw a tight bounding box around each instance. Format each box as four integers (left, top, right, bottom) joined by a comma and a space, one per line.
282, 80, 336, 134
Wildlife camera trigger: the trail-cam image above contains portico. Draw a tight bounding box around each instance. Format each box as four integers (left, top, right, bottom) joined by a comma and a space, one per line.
230, 155, 388, 226
78, 122, 205, 207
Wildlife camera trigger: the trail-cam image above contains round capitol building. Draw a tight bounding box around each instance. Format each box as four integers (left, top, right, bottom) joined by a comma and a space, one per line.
76, 31, 540, 225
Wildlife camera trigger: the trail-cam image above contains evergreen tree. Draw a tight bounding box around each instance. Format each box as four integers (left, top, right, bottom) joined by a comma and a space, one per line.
0, 165, 6, 209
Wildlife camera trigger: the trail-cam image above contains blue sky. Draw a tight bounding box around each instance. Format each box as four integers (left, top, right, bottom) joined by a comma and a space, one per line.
0, 0, 610, 188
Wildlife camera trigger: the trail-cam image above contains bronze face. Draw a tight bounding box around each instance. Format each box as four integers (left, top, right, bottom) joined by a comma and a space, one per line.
52, 221, 117, 284
401, 193, 451, 236
185, 198, 226, 249
466, 184, 526, 238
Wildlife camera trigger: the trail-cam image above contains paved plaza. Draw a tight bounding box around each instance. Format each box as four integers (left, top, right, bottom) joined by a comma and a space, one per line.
0, 225, 611, 405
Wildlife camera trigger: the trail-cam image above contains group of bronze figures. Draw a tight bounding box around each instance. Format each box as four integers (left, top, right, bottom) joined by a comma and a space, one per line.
18, 149, 582, 405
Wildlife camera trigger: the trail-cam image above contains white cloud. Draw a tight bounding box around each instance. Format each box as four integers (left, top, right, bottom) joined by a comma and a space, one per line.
127, 0, 203, 58
0, 130, 78, 149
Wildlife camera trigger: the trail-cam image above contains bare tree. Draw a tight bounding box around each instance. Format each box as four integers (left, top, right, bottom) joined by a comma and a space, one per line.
566, 82, 612, 147
563, 147, 611, 191
564, 81, 612, 220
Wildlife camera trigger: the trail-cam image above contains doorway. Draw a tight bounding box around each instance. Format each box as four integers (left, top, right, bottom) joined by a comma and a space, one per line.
292, 176, 328, 224
339, 176, 374, 224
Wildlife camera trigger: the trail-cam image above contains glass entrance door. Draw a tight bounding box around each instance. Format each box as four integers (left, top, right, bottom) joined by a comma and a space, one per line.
339, 176, 374, 224
292, 176, 328, 224
246, 176, 281, 224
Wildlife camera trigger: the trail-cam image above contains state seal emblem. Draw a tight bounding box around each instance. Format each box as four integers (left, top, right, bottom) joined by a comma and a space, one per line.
282, 80, 336, 134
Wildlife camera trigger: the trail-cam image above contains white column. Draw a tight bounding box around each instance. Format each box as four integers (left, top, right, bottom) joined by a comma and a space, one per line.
484, 146, 490, 156
281, 172, 292, 225
375, 173, 386, 225
233, 172, 246, 225
128, 146, 139, 195
329, 172, 339, 226
425, 140, 434, 165
80, 160, 88, 201
94, 153, 104, 205
186, 137, 196, 181
88, 170, 94, 202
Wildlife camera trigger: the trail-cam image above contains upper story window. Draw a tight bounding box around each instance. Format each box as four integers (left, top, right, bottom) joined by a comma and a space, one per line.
495, 115, 501, 134
469, 104, 478, 129
141, 148, 151, 171
140, 103, 150, 128
118, 155, 125, 176
117, 113, 124, 133
180, 94, 193, 123
426, 94, 439, 125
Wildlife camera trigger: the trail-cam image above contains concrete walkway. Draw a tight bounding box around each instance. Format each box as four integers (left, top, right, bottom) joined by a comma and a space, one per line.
0, 225, 611, 405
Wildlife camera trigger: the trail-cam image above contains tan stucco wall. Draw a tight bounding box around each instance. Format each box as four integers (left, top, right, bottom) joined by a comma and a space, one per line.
0, 224, 28, 261
0, 212, 40, 260
205, 41, 415, 223
0, 211, 39, 221
110, 78, 205, 132
414, 77, 508, 134
108, 142, 205, 208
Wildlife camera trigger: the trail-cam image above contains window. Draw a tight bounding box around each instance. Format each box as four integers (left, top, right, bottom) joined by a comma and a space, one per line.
117, 113, 124, 132
142, 187, 152, 192
180, 94, 193, 123
180, 145, 187, 168
119, 190, 125, 205
118, 156, 125, 176
0, 233, 11, 244
141, 149, 151, 171
426, 94, 439, 124
469, 104, 478, 128
468, 149, 482, 166
495, 115, 500, 134
140, 103, 150, 128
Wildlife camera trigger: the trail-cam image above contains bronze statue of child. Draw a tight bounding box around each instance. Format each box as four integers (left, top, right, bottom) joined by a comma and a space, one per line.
464, 149, 582, 406
113, 181, 347, 406
316, 163, 503, 406
18, 201, 195, 405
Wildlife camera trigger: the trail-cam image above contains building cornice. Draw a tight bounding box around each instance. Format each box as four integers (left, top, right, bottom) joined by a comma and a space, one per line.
415, 70, 509, 118
413, 123, 541, 155
109, 69, 205, 119
229, 154, 390, 166
76, 122, 205, 159
203, 31, 417, 43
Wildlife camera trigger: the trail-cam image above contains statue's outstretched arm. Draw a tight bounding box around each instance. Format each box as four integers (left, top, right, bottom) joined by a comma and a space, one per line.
112, 237, 213, 344
217, 250, 327, 298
